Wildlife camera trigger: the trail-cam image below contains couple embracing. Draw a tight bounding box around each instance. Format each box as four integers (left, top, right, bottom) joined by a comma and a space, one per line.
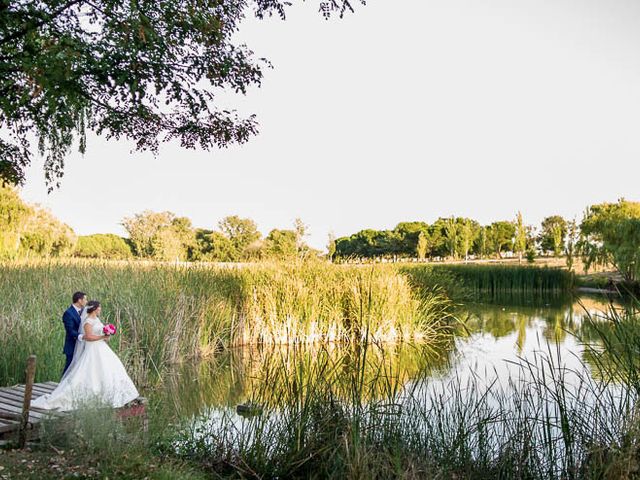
32, 292, 139, 411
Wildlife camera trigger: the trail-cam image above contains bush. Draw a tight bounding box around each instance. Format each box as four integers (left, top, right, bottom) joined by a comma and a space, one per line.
74, 234, 133, 259
19, 207, 77, 257
1, 186, 77, 258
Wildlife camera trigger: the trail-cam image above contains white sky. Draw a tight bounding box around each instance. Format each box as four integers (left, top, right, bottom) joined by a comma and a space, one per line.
19, 0, 640, 250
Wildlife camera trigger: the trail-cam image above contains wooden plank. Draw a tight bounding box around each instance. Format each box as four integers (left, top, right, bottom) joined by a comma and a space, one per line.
0, 418, 18, 425
0, 401, 46, 420
0, 395, 54, 415
0, 412, 21, 421
35, 382, 57, 390
22, 382, 55, 392
0, 388, 30, 401
0, 423, 19, 434
0, 381, 145, 425
0, 397, 48, 415
4, 382, 57, 394
0, 394, 34, 409
25, 383, 54, 393
0, 388, 46, 402
5, 382, 56, 393
20, 386, 51, 396
30, 383, 58, 392
11, 384, 54, 395
0, 389, 49, 407
0, 388, 23, 397
0, 389, 28, 401
0, 379, 66, 439
0, 405, 43, 422
2, 386, 48, 397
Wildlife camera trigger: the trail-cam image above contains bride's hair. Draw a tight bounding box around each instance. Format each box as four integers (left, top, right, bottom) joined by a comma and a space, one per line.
86, 300, 101, 314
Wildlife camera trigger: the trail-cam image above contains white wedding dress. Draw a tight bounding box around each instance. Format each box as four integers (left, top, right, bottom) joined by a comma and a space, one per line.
32, 316, 139, 411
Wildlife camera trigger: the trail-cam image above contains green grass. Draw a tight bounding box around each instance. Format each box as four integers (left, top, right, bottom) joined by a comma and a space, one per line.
0, 259, 634, 479
6, 312, 638, 479
1, 399, 208, 479
403, 263, 575, 303
0, 259, 453, 386
171, 303, 640, 479
0, 260, 575, 386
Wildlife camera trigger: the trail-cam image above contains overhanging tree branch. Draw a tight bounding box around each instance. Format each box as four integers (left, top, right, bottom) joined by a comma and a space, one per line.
0, 0, 85, 46
0, 0, 364, 187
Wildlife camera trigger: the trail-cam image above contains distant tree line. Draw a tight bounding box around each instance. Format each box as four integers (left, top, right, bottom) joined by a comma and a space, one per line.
2, 187, 639, 285
120, 211, 313, 262
0, 187, 76, 258
332, 214, 571, 263
0, 186, 315, 262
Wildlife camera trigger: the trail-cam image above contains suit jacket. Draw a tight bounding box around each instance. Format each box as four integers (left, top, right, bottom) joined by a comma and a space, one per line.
62, 306, 82, 356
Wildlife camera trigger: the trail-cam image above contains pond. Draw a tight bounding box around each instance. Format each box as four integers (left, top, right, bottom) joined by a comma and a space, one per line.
156, 295, 621, 420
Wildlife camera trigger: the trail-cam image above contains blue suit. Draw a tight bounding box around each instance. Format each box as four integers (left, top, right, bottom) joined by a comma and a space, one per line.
62, 306, 82, 375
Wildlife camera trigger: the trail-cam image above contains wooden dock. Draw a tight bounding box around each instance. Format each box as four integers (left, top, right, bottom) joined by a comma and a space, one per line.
0, 356, 147, 444
0, 381, 62, 437
0, 381, 147, 440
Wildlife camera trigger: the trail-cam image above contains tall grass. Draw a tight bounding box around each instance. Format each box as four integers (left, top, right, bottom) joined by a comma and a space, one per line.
174, 302, 640, 479
15, 305, 639, 479
404, 264, 574, 303
0, 260, 452, 386
27, 397, 206, 479
3, 260, 636, 478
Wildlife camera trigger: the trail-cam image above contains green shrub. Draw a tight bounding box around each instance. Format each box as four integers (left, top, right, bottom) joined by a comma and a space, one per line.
74, 234, 133, 259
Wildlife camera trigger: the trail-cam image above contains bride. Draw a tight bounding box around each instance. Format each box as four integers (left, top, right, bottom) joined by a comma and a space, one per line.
32, 301, 139, 411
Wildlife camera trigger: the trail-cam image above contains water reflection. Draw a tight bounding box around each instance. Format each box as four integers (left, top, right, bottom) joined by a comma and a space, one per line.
461, 303, 578, 350
156, 295, 623, 417
461, 296, 621, 348
158, 341, 455, 418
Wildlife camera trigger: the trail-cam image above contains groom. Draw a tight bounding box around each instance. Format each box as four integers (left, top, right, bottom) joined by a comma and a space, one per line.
62, 291, 88, 375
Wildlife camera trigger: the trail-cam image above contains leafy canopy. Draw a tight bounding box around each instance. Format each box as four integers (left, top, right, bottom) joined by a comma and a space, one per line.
539, 215, 567, 256
0, 0, 363, 187
0, 184, 75, 258
579, 199, 640, 284
194, 229, 236, 262
122, 210, 192, 260
265, 228, 297, 259
218, 215, 261, 256
74, 233, 132, 259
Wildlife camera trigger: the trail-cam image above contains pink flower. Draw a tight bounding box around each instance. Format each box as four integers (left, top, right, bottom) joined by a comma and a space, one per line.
103, 324, 117, 335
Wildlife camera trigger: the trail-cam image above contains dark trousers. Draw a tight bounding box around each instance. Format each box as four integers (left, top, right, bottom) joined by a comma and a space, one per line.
62, 353, 73, 376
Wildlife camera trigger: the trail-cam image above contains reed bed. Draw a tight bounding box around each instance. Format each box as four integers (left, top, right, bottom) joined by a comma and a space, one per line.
3, 259, 634, 479
403, 264, 574, 303
236, 263, 452, 345
20, 306, 639, 479
174, 303, 640, 479
0, 259, 452, 386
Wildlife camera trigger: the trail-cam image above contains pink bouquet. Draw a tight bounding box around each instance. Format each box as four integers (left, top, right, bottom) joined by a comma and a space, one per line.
103, 323, 117, 336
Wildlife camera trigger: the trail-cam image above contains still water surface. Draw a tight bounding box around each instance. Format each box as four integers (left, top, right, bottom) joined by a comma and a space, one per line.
157, 295, 618, 419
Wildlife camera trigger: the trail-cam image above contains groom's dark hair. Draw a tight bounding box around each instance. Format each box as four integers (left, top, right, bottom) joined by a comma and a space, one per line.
72, 291, 86, 304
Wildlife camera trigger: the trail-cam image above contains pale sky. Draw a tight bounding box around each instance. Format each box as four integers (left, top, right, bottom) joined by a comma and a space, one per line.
19, 0, 640, 250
